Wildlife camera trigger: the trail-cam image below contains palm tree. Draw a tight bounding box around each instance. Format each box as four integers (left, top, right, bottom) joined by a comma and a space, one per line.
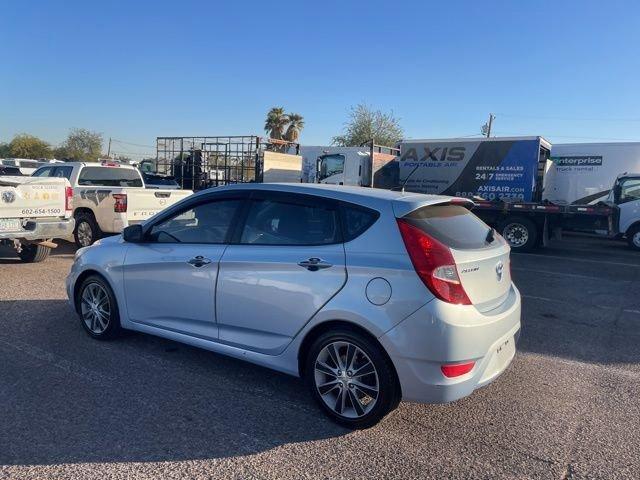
284, 113, 305, 143
264, 107, 289, 140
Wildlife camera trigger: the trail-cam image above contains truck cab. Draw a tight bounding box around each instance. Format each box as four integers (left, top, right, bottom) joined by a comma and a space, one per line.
611, 174, 640, 249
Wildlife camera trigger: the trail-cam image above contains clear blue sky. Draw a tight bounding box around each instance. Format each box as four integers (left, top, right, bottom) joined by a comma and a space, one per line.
2, 0, 640, 158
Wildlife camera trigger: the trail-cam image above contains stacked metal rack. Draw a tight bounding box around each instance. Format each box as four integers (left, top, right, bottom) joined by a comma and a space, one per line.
155, 135, 299, 191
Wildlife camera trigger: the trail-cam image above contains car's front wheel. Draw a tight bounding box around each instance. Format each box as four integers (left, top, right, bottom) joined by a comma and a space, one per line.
305, 328, 400, 429
76, 275, 122, 340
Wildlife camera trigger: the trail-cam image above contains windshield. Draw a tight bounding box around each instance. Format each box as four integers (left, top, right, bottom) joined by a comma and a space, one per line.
404, 204, 494, 250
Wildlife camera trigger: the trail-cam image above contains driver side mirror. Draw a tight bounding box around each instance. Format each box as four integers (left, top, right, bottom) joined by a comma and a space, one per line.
613, 183, 622, 204
123, 224, 144, 243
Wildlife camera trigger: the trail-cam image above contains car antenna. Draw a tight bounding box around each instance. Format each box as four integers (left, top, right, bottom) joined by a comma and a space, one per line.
397, 163, 420, 192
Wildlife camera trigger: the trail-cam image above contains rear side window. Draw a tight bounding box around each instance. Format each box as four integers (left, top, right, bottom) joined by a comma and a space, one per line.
240, 199, 339, 245
341, 205, 379, 242
404, 204, 493, 250
78, 167, 143, 187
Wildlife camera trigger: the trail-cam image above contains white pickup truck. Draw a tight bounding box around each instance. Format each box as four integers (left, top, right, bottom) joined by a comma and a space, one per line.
0, 176, 75, 262
32, 161, 193, 247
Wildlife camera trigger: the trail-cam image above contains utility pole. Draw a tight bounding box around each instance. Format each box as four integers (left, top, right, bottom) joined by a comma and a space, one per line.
107, 137, 112, 158
486, 113, 495, 138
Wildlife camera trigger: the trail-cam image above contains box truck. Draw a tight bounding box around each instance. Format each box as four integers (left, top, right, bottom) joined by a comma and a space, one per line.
299, 141, 399, 188
545, 142, 640, 204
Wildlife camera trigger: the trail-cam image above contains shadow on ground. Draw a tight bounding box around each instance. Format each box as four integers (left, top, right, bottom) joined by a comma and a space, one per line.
0, 299, 346, 466
0, 240, 77, 264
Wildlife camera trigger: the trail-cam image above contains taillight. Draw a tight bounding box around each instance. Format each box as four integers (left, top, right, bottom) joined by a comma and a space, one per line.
113, 193, 127, 213
441, 361, 475, 378
397, 218, 471, 305
65, 187, 73, 212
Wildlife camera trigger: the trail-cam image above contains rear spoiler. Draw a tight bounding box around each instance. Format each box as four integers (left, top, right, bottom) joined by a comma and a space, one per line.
392, 195, 475, 218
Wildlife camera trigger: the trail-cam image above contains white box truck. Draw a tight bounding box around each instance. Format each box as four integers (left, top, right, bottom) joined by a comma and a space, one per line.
545, 142, 640, 204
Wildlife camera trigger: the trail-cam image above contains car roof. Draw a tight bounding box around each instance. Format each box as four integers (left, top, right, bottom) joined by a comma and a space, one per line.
198, 183, 469, 217
37, 161, 137, 169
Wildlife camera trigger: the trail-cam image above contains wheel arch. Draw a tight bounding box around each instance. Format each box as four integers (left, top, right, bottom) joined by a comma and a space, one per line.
74, 207, 96, 219
72, 269, 116, 313
297, 319, 401, 397
625, 220, 640, 236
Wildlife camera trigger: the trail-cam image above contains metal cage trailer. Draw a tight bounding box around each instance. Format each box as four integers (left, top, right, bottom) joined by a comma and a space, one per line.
155, 136, 301, 191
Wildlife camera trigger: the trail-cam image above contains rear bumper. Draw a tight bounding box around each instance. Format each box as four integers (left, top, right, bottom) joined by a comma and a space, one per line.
0, 218, 75, 241
379, 284, 521, 403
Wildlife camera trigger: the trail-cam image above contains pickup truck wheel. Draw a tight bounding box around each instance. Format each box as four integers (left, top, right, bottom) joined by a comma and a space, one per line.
76, 275, 122, 340
18, 244, 51, 263
626, 225, 640, 251
498, 217, 538, 252
74, 213, 102, 247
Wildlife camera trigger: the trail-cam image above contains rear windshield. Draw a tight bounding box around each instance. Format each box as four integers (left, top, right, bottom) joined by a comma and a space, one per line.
78, 167, 143, 187
404, 204, 494, 250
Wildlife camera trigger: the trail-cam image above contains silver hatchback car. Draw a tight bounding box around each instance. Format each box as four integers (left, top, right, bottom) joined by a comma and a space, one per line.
67, 183, 521, 428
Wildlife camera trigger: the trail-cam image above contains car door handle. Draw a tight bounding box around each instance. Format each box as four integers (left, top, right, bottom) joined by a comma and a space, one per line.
298, 257, 332, 271
188, 256, 212, 268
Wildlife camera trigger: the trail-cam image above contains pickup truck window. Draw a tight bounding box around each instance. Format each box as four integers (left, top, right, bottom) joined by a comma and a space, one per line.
53, 166, 73, 180
33, 167, 54, 177
78, 167, 143, 187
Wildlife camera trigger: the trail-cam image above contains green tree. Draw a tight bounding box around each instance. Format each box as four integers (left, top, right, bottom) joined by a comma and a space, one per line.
8, 133, 52, 158
264, 107, 289, 140
56, 128, 103, 161
0, 142, 10, 158
284, 113, 305, 143
332, 104, 404, 147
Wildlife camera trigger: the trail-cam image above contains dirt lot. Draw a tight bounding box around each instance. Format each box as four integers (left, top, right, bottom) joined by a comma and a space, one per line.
1, 235, 639, 479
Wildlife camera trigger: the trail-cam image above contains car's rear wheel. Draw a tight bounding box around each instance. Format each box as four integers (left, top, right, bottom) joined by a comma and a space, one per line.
76, 275, 121, 340
18, 244, 51, 263
305, 329, 399, 429
74, 212, 102, 248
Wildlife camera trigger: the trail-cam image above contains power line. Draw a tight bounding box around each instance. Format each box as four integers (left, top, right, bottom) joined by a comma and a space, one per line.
496, 113, 640, 123
493, 131, 640, 142
111, 138, 156, 148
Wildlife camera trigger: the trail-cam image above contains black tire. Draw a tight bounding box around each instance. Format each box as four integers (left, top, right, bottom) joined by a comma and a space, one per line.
75, 275, 122, 340
305, 328, 400, 429
74, 212, 102, 248
626, 225, 640, 251
18, 244, 51, 263
498, 216, 538, 252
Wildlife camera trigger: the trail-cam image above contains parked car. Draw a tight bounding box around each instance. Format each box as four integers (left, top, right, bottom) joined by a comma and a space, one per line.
0, 175, 74, 262
32, 161, 193, 247
66, 183, 521, 428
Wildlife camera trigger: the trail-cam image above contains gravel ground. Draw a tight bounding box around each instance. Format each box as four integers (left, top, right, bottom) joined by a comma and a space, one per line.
0, 234, 639, 479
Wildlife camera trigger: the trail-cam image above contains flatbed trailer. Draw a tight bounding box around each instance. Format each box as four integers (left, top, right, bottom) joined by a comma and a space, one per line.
471, 199, 618, 250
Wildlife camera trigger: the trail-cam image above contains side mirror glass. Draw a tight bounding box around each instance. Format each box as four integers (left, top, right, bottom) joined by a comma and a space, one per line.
123, 224, 144, 243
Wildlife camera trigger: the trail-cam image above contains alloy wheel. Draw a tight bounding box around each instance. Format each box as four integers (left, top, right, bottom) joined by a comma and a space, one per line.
314, 341, 379, 419
77, 221, 93, 247
80, 282, 111, 334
